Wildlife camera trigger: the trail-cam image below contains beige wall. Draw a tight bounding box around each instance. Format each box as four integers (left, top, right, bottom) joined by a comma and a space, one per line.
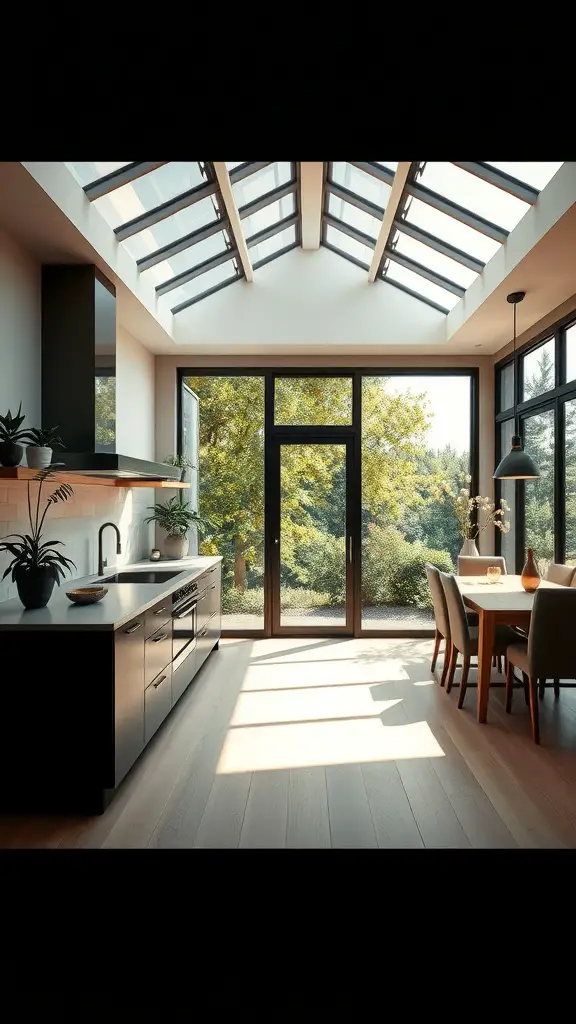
155, 352, 495, 554
491, 290, 576, 366
116, 324, 156, 460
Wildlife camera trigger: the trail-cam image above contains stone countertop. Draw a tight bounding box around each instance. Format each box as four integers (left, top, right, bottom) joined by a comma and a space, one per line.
0, 556, 222, 631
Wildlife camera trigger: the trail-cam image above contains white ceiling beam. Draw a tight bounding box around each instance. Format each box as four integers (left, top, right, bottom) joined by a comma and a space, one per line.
368, 161, 413, 283
300, 162, 324, 249
213, 162, 253, 283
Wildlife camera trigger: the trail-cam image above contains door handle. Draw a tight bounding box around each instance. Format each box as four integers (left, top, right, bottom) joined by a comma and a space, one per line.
273, 538, 279, 545
348, 536, 352, 562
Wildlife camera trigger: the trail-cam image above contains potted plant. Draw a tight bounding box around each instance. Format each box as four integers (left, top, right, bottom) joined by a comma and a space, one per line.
163, 453, 197, 482
26, 425, 65, 469
145, 496, 212, 560
0, 403, 34, 467
438, 473, 511, 556
0, 465, 76, 608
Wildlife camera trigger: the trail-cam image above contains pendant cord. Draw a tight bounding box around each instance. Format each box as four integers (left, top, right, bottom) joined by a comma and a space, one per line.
513, 300, 518, 437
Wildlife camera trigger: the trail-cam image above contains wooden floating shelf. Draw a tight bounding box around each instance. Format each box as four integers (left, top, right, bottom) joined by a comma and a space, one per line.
0, 468, 189, 489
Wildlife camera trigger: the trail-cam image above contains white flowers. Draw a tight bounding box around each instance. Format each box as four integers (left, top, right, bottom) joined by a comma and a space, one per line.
442, 478, 511, 540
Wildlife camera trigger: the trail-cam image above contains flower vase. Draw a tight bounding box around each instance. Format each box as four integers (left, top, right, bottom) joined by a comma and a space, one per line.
460, 538, 479, 557
521, 548, 540, 592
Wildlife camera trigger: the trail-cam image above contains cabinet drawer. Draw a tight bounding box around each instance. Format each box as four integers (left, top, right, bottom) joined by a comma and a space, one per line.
144, 668, 172, 744
196, 611, 221, 673
145, 599, 171, 639
145, 620, 173, 688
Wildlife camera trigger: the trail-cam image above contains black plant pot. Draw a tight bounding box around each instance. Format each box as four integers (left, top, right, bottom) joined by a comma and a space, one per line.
0, 440, 24, 467
15, 567, 56, 610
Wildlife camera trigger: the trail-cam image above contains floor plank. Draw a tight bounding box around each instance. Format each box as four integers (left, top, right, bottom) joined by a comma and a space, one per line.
325, 764, 377, 849
239, 770, 289, 848
193, 773, 252, 849
286, 768, 330, 849
361, 762, 424, 848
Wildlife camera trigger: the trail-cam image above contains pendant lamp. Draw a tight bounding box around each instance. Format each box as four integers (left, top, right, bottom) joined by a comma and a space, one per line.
494, 291, 540, 480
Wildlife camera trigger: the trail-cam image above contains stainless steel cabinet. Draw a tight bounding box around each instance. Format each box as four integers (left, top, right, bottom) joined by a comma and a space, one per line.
114, 614, 145, 787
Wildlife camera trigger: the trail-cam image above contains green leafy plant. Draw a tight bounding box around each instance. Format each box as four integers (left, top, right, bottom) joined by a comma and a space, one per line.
0, 403, 34, 443
27, 426, 65, 449
163, 454, 196, 471
145, 496, 213, 537
0, 465, 76, 583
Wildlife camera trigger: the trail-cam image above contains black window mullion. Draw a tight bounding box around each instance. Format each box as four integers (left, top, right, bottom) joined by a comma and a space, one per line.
556, 398, 566, 563
558, 325, 566, 387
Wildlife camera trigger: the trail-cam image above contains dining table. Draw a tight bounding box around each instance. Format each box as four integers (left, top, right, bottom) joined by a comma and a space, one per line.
456, 574, 563, 723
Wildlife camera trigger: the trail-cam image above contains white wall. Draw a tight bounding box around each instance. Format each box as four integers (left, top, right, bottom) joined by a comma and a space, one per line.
0, 226, 40, 428
116, 324, 156, 460
172, 247, 448, 353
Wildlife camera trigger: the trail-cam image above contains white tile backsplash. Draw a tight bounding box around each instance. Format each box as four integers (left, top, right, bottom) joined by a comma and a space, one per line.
0, 483, 154, 602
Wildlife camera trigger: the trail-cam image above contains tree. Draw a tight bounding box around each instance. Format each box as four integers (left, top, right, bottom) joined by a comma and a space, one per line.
95, 376, 115, 448
522, 349, 555, 571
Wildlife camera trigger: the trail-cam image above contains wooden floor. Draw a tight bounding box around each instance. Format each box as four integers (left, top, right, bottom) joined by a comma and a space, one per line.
3, 637, 576, 849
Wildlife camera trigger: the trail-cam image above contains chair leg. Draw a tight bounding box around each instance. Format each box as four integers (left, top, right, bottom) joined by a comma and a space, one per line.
522, 672, 530, 706
445, 644, 458, 694
440, 643, 450, 688
538, 678, 546, 700
554, 678, 560, 699
497, 655, 503, 675
505, 659, 514, 713
431, 629, 441, 673
528, 675, 540, 744
492, 655, 497, 668
457, 656, 470, 709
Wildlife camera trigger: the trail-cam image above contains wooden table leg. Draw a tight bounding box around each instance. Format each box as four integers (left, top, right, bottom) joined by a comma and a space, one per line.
477, 609, 495, 724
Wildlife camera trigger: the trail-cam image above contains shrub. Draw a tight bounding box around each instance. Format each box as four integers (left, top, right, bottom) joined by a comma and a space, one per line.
362, 524, 453, 609
296, 533, 346, 603
222, 586, 336, 615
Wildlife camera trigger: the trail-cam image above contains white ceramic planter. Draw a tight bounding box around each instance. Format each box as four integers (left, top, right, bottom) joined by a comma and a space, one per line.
163, 533, 190, 559
459, 538, 479, 557
26, 446, 53, 469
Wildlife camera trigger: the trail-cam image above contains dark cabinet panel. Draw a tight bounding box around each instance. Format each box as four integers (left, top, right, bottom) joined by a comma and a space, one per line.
145, 668, 172, 744
145, 600, 171, 640
114, 614, 145, 787
196, 612, 221, 673
145, 620, 173, 688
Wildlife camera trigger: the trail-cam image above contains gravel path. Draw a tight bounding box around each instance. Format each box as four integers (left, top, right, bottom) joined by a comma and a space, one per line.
224, 605, 434, 631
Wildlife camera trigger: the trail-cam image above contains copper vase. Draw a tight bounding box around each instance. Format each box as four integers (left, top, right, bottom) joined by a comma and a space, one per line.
521, 548, 541, 592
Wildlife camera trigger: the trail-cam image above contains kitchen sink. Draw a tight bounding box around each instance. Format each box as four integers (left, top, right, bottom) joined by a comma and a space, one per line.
100, 570, 184, 585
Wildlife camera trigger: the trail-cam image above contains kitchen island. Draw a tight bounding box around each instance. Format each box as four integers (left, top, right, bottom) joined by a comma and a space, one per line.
0, 556, 222, 814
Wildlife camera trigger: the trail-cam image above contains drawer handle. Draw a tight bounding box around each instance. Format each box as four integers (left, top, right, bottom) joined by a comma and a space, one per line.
210, 584, 216, 590
153, 674, 167, 689
124, 622, 142, 634
208, 567, 217, 574
151, 632, 168, 643
154, 606, 167, 615
199, 627, 208, 637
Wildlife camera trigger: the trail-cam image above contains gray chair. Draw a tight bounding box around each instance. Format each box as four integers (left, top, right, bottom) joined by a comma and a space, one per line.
506, 588, 576, 744
439, 571, 518, 710
457, 555, 507, 576
425, 563, 477, 688
545, 563, 576, 587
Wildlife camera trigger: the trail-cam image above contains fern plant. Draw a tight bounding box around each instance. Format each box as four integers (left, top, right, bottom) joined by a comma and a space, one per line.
0, 465, 76, 584
145, 496, 213, 537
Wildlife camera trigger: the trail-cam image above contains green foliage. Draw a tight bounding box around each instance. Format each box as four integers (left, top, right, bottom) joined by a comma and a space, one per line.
0, 465, 76, 584
522, 348, 559, 573
222, 586, 333, 615
145, 496, 213, 537
95, 377, 115, 448
164, 453, 196, 470
27, 426, 64, 449
361, 525, 453, 610
0, 402, 34, 443
295, 531, 346, 602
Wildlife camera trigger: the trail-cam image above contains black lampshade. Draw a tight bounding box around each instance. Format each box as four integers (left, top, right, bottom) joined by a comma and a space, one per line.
494, 435, 540, 479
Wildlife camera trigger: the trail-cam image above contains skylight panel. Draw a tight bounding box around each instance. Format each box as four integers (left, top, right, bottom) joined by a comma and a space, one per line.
66, 162, 133, 187
240, 193, 296, 237
146, 230, 232, 287
232, 162, 293, 208
121, 196, 222, 263
391, 231, 478, 289
376, 161, 398, 172
93, 162, 206, 230
403, 196, 501, 263
159, 261, 240, 314
330, 162, 391, 210
226, 162, 245, 171
418, 162, 528, 231
250, 225, 297, 266
384, 261, 459, 311
327, 193, 383, 238
325, 224, 373, 266
484, 161, 563, 191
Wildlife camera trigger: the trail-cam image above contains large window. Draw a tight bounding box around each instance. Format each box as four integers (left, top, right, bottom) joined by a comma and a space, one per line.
496, 310, 576, 573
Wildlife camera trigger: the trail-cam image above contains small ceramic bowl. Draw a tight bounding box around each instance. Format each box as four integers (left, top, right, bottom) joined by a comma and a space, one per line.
66, 586, 108, 606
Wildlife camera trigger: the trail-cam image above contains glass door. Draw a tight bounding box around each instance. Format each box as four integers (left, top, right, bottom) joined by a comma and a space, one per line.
269, 437, 354, 635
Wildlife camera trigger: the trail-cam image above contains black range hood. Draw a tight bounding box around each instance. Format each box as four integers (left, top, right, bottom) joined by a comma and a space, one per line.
41, 265, 180, 483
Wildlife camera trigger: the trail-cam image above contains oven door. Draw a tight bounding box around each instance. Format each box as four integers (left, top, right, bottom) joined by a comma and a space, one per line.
172, 596, 197, 662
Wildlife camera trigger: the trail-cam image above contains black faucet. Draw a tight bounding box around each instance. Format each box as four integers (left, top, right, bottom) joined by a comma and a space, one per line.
98, 522, 122, 576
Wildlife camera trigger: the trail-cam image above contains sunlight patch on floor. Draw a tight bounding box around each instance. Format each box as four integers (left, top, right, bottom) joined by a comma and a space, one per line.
241, 658, 409, 691
216, 717, 445, 773
230, 688, 402, 727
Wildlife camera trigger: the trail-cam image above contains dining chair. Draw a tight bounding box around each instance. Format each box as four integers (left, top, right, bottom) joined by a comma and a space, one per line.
457, 555, 507, 576
545, 563, 576, 587
456, 555, 507, 672
425, 563, 478, 687
505, 588, 576, 744
439, 571, 518, 709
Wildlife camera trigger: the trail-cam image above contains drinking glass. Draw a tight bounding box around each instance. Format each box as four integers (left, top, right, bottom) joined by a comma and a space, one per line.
487, 566, 501, 584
